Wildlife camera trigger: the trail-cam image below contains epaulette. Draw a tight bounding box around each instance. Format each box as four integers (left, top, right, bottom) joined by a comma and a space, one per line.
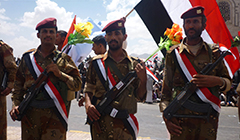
205, 43, 219, 53
22, 48, 36, 56
92, 54, 105, 60
168, 45, 179, 53
130, 56, 139, 61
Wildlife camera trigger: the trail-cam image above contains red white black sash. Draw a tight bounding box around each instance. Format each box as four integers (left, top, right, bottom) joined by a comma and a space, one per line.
96, 58, 139, 138
29, 52, 68, 125
174, 48, 221, 113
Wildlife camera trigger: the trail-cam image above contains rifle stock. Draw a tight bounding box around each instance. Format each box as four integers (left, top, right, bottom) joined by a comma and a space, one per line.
1, 71, 8, 92
163, 50, 230, 120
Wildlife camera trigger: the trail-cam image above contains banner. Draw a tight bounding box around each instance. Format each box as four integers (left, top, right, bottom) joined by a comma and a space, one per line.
134, 0, 240, 77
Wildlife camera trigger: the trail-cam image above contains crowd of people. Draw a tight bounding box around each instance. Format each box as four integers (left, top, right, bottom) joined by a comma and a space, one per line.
0, 5, 239, 140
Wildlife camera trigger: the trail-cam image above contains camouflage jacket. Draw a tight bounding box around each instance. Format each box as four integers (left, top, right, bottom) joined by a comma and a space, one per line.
12, 46, 81, 107
0, 40, 17, 89
160, 38, 231, 112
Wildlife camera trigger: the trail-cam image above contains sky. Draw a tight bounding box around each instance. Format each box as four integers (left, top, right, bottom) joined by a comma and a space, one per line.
0, 0, 162, 59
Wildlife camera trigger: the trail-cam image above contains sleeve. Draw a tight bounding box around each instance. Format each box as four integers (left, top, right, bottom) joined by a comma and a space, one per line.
57, 54, 82, 91
83, 60, 96, 94
11, 58, 28, 107
159, 52, 175, 112
2, 44, 17, 89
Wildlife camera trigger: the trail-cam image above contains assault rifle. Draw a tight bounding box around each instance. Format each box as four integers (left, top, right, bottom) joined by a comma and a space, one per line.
163, 49, 231, 121
0, 70, 8, 92
16, 53, 62, 121
86, 71, 138, 126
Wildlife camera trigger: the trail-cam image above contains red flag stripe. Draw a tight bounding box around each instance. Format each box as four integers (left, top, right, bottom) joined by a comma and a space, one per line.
61, 15, 76, 51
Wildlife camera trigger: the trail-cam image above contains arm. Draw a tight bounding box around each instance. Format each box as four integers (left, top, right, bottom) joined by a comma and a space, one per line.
0, 43, 17, 96
46, 55, 81, 91
160, 52, 183, 136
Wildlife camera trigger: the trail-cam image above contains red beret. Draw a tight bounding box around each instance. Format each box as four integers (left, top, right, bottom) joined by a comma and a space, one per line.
102, 18, 125, 32
181, 6, 205, 19
36, 17, 57, 30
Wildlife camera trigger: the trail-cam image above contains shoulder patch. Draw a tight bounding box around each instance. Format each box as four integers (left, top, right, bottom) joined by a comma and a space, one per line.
23, 48, 36, 56
92, 54, 104, 60
168, 45, 179, 53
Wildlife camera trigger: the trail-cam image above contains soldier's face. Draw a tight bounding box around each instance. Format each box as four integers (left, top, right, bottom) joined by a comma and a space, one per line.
105, 30, 127, 51
37, 28, 57, 46
183, 16, 205, 40
92, 43, 101, 55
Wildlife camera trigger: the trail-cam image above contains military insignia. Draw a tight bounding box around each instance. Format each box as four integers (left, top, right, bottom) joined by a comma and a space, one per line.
197, 9, 202, 14
118, 22, 122, 27
53, 20, 56, 26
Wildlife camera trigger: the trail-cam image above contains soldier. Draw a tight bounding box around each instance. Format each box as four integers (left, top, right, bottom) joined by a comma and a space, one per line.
55, 30, 67, 51
84, 18, 147, 140
78, 35, 107, 107
92, 35, 107, 55
159, 6, 231, 140
0, 40, 17, 140
9, 18, 81, 140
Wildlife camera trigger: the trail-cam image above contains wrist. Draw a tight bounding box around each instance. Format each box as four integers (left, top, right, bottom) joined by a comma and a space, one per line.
219, 77, 226, 89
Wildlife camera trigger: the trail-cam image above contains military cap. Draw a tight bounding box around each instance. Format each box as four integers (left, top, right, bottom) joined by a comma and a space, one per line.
36, 17, 57, 30
181, 6, 205, 19
102, 18, 125, 32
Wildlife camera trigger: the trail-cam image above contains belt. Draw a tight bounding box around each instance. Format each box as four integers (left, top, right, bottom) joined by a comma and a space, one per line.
173, 100, 219, 121
30, 99, 55, 108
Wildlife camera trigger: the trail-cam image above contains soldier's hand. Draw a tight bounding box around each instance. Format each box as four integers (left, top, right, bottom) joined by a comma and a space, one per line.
9, 106, 19, 121
135, 60, 147, 82
46, 62, 61, 78
1, 87, 12, 96
163, 116, 182, 136
192, 74, 223, 87
86, 104, 101, 122
78, 97, 85, 107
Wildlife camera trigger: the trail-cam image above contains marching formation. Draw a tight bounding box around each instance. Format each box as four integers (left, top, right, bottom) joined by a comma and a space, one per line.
1, 4, 240, 140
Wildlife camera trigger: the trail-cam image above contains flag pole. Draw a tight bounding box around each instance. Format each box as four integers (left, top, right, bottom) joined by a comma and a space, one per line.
125, 8, 134, 18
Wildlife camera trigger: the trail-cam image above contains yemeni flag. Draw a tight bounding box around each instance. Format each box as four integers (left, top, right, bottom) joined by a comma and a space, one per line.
134, 0, 240, 78
62, 15, 76, 51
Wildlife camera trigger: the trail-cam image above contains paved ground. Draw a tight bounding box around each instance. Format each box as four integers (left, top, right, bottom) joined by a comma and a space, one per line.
7, 126, 155, 140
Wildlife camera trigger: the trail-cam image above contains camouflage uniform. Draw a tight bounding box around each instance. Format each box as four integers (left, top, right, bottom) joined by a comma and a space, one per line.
84, 49, 142, 140
12, 46, 81, 140
0, 41, 17, 140
159, 38, 231, 140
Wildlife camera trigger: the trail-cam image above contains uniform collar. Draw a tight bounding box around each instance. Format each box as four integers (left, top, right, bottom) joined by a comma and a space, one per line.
35, 45, 58, 57
102, 49, 132, 63
178, 38, 209, 54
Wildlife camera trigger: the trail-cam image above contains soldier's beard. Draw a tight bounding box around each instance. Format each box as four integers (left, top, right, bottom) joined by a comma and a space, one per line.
185, 27, 203, 40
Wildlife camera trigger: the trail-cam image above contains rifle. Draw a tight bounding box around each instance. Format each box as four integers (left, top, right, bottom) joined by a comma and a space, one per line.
1, 70, 8, 92
163, 49, 231, 121
86, 71, 138, 126
16, 52, 62, 121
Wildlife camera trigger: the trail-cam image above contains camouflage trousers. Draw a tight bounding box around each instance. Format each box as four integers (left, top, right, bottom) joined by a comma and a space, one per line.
91, 115, 133, 140
170, 109, 219, 140
0, 96, 7, 140
21, 107, 66, 140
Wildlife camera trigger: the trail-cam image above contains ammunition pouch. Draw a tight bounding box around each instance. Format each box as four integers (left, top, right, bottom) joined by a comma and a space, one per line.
30, 99, 55, 108
173, 100, 218, 121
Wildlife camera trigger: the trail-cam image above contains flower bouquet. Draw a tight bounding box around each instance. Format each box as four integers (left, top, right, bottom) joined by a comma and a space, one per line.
145, 23, 183, 62
63, 22, 94, 52
231, 31, 240, 47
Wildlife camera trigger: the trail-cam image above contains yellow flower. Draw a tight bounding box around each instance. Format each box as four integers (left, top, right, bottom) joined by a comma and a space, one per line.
74, 22, 94, 38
